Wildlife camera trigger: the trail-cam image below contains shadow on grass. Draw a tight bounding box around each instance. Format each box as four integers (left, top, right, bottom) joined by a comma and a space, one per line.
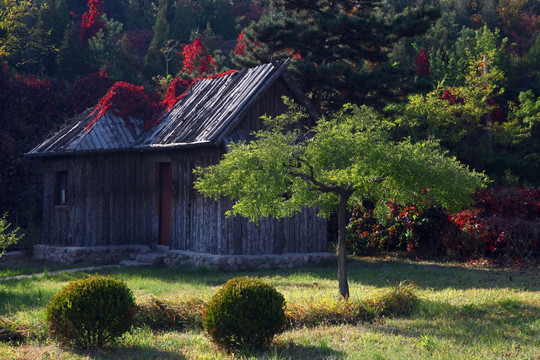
92, 257, 539, 292
67, 345, 186, 360
0, 278, 59, 314
375, 298, 539, 348
0, 257, 537, 312
262, 341, 345, 359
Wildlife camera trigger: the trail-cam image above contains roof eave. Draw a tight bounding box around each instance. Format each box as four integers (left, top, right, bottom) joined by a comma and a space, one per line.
25, 140, 215, 158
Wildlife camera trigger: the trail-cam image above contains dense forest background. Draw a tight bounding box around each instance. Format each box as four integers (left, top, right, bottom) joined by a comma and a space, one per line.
0, 0, 539, 249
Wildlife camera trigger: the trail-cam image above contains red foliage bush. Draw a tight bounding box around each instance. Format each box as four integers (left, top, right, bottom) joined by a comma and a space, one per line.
69, 70, 113, 115
449, 187, 540, 264
231, 1, 265, 27
0, 67, 68, 224
347, 187, 539, 265
441, 88, 465, 105
346, 202, 450, 256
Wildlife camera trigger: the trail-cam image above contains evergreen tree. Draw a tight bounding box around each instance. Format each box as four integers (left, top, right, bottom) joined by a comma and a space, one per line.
210, 0, 236, 40
87, 17, 124, 77
170, 0, 196, 43
235, 0, 439, 110
56, 21, 87, 79
143, 0, 169, 79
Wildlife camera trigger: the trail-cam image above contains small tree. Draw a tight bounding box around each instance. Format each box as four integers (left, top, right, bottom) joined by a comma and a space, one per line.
194, 103, 487, 298
0, 213, 23, 257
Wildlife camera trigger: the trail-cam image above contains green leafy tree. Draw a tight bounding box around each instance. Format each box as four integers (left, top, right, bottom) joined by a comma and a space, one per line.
195, 102, 487, 298
0, 0, 53, 73
0, 212, 22, 257
234, 0, 439, 110
493, 90, 540, 185
429, 25, 509, 88
396, 53, 506, 180
52, 0, 70, 48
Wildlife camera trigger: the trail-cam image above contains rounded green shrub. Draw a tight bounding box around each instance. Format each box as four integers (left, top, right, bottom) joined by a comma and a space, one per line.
46, 275, 135, 348
204, 276, 286, 352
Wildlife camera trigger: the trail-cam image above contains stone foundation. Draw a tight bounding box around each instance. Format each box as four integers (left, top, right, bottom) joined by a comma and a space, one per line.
33, 244, 336, 270
33, 244, 152, 264
164, 250, 336, 270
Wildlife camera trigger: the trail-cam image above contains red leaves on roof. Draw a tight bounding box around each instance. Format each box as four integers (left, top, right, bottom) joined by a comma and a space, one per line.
87, 69, 238, 132
88, 82, 157, 131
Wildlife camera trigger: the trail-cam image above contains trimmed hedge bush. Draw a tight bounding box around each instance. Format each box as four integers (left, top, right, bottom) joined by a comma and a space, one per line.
204, 276, 286, 352
46, 275, 135, 348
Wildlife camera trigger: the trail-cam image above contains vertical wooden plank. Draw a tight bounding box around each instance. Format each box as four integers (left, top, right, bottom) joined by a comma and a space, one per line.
42, 164, 52, 245
303, 208, 309, 252
103, 156, 111, 246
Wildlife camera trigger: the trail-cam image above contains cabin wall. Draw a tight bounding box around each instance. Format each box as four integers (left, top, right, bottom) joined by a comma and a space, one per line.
43, 149, 326, 253
166, 148, 327, 255
237, 77, 315, 133
42, 154, 158, 247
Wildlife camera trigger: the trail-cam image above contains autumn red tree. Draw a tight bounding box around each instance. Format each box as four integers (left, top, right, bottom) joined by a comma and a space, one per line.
80, 0, 106, 44
181, 38, 216, 77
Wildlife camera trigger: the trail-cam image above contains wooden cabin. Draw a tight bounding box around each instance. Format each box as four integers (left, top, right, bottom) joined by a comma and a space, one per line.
27, 62, 331, 269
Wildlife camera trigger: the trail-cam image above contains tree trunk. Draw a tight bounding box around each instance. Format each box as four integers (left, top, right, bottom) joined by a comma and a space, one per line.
337, 192, 350, 298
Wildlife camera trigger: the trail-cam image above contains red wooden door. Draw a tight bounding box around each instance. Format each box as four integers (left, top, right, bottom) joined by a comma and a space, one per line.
159, 162, 172, 246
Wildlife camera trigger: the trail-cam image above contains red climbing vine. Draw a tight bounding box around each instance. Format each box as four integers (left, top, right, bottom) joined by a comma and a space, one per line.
80, 0, 106, 44
88, 69, 239, 132
88, 82, 157, 131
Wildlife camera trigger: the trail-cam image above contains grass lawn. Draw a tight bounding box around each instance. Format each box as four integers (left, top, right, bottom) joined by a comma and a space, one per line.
0, 256, 538, 359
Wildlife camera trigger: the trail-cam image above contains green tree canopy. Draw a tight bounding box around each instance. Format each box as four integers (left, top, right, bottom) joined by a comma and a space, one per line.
195, 102, 488, 298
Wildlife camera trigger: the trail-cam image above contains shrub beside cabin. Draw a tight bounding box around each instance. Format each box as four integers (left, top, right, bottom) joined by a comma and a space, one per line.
27, 62, 331, 269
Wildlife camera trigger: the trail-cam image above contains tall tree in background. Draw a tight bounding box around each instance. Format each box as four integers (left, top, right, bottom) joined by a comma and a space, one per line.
170, 0, 196, 43
143, 0, 169, 79
234, 0, 439, 110
52, 0, 70, 48
0, 0, 53, 73
56, 21, 87, 79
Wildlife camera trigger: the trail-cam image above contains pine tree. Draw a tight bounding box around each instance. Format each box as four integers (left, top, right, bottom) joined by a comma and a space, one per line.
235, 0, 439, 110
143, 0, 169, 79
52, 0, 70, 48
56, 22, 87, 79
170, 0, 196, 43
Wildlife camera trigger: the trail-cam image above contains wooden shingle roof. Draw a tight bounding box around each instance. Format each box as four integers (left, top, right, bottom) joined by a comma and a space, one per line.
27, 61, 317, 157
